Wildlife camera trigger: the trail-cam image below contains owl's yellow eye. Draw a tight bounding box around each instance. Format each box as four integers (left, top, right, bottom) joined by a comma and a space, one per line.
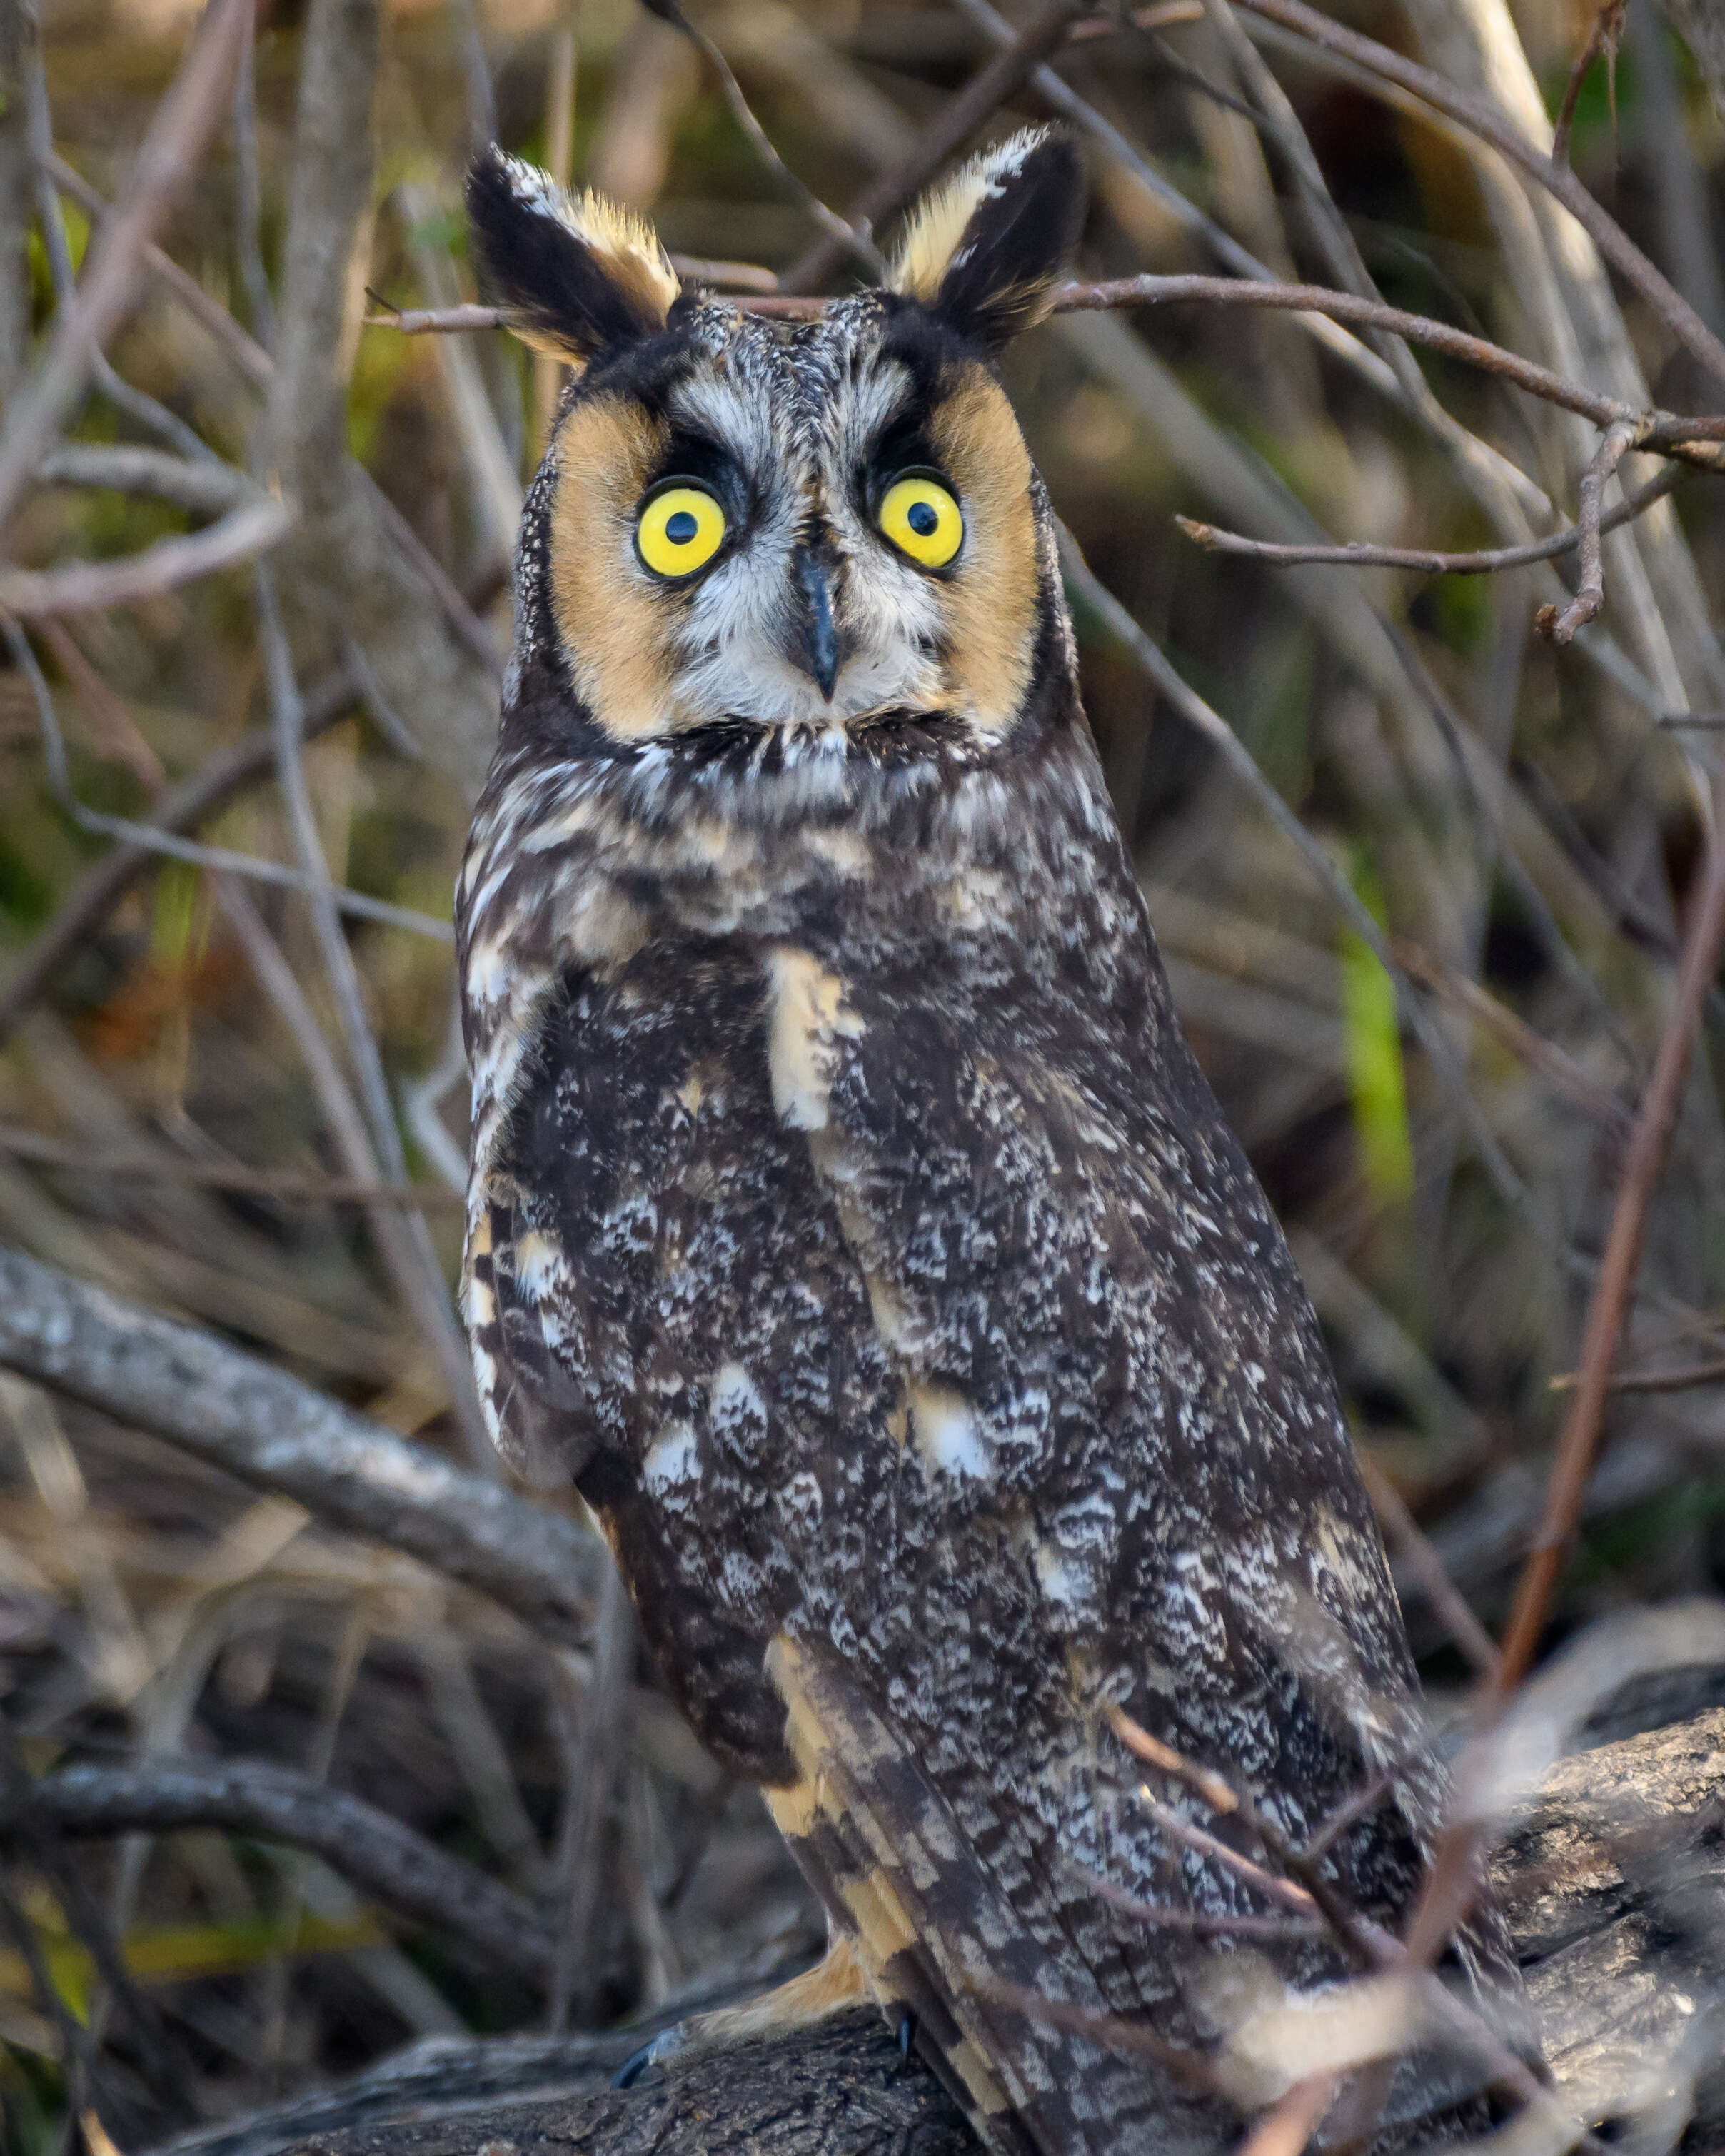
637, 484, 727, 578
878, 474, 963, 569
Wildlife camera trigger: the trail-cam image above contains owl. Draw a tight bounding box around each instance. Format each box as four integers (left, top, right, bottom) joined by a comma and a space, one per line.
456, 130, 1530, 2156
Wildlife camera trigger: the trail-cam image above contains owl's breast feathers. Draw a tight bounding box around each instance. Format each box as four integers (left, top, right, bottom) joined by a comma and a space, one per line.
458, 713, 1522, 2151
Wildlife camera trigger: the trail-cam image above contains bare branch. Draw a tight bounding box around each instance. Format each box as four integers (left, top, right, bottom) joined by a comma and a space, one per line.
35, 440, 256, 516
645, 0, 881, 283
1357, 1455, 1501, 1681
44, 148, 274, 389
0, 1240, 603, 1647
1, 1759, 558, 1982
374, 277, 1725, 466
3, 617, 452, 940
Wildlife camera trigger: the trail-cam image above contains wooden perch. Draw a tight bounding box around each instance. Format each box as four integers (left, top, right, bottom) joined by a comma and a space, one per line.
149, 1699, 1725, 2156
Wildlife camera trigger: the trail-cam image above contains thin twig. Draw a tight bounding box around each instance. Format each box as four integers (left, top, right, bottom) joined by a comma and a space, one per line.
1495, 790, 1725, 1693
44, 149, 274, 388
1357, 1455, 1501, 1681
1535, 420, 1636, 643
1547, 1354, 1725, 1396
640, 0, 882, 278
0, 672, 356, 1050
1388, 937, 1631, 1136
1075, 1864, 1324, 1940
255, 563, 489, 1466
370, 278, 1725, 468
1174, 466, 1683, 576
0, 1240, 603, 1646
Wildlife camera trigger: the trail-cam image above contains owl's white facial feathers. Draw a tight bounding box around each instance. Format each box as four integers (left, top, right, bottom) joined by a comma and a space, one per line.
658, 356, 946, 729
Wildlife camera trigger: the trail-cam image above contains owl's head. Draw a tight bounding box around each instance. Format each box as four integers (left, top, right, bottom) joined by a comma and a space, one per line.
467, 129, 1084, 767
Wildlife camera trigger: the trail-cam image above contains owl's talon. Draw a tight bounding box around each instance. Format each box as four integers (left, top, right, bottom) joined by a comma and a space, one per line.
897, 2010, 918, 2062
613, 2032, 674, 2089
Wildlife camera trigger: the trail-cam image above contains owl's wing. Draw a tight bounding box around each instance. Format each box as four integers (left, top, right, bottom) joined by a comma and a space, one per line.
765, 1633, 1229, 2156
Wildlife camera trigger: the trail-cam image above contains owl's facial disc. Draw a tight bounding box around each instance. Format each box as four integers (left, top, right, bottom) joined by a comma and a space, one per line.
468, 126, 1084, 760
544, 334, 1040, 750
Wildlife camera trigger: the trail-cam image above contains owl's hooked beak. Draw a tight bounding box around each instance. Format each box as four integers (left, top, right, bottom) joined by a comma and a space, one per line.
787, 545, 839, 703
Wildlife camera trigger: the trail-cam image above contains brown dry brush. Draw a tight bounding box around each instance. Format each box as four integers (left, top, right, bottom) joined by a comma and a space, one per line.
0, 0, 1724, 2146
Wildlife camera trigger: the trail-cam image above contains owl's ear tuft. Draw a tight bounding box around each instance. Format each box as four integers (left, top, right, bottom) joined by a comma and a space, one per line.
465, 144, 680, 364
887, 128, 1083, 352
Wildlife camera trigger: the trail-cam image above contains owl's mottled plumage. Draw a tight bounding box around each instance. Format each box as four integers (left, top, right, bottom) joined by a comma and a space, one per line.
458, 134, 1529, 2155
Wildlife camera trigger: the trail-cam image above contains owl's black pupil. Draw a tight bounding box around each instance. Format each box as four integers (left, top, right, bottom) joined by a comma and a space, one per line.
907, 501, 940, 537
664, 510, 699, 545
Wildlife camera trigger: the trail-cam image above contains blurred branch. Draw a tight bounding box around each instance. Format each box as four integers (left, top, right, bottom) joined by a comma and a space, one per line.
1174, 466, 1683, 575
1356, 1455, 1501, 1681
1552, 1, 1625, 168
0, 0, 252, 533
0, 1240, 603, 1646
1387, 938, 1631, 1136
645, 0, 882, 282
1057, 526, 1533, 1215
1549, 1353, 1725, 1396
43, 149, 274, 390
259, 0, 496, 795
1, 1759, 558, 1982
1226, 0, 1725, 396
0, 493, 294, 617
2, 618, 451, 940
776, 0, 1089, 295
36, 440, 256, 515
0, 1130, 462, 1209
254, 565, 488, 1466
0, 0, 30, 403
0, 672, 355, 1052
231, 0, 274, 348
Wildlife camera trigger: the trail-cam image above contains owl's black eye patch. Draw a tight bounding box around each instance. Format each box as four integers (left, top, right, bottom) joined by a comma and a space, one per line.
859, 411, 942, 525
647, 430, 749, 522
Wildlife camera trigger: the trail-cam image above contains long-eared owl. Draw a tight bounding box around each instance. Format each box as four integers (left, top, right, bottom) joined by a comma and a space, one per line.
456, 129, 1530, 2156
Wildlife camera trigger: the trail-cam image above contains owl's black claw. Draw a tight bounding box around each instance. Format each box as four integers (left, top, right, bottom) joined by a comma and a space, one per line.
613, 2040, 659, 2089
897, 2010, 918, 2062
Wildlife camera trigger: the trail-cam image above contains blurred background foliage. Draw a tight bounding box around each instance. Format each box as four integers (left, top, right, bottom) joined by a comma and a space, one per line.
2, 0, 1725, 2142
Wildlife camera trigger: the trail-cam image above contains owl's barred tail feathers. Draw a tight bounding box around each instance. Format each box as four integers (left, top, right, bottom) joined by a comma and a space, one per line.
761, 1636, 1226, 2156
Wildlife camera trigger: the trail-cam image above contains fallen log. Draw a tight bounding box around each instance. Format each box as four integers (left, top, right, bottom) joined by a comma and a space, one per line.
151, 1699, 1725, 2156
